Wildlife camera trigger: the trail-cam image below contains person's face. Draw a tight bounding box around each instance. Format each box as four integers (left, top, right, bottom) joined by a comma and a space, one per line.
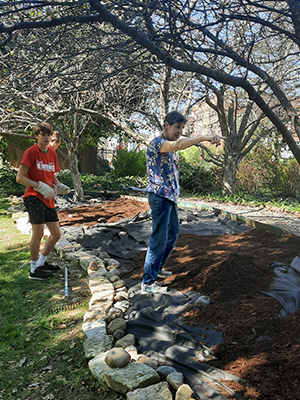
50, 137, 61, 150
164, 121, 185, 141
36, 131, 52, 150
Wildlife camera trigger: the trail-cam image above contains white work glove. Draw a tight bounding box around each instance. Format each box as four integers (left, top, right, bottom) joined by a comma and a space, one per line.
35, 181, 55, 199
54, 182, 70, 195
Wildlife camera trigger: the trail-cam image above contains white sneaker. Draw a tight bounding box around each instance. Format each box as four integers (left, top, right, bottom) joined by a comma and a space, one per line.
157, 268, 172, 278
141, 282, 168, 294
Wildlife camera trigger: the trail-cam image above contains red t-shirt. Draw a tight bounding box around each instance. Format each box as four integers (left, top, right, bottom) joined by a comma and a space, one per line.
21, 144, 60, 209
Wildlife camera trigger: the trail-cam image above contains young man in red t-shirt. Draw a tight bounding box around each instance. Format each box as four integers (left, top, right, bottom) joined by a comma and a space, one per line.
16, 122, 69, 280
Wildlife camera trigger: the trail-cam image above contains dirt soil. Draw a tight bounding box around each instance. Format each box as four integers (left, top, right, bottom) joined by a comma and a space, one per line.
58, 198, 300, 400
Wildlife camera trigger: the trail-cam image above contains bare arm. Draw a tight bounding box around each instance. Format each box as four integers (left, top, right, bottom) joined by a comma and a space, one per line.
16, 164, 39, 188
160, 135, 225, 153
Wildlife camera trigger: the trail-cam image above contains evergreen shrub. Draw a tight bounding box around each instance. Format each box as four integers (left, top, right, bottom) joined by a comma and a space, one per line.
179, 148, 223, 195
112, 148, 147, 177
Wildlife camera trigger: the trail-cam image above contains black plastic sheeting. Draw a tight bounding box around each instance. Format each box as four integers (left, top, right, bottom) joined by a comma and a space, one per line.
263, 256, 300, 317
61, 207, 250, 265
125, 283, 244, 400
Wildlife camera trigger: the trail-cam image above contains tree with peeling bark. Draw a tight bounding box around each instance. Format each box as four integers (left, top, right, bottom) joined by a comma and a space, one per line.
1, 0, 300, 163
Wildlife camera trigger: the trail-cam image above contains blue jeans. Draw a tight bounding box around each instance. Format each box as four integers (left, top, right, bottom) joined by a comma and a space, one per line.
142, 192, 179, 285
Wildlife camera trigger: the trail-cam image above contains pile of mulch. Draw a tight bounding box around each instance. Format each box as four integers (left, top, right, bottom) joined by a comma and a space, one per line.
58, 198, 300, 400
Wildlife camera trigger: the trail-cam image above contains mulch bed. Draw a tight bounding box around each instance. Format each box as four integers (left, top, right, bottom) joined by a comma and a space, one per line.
59, 198, 300, 400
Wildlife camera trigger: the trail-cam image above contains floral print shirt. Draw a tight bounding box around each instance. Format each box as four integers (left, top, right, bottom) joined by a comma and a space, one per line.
146, 137, 180, 203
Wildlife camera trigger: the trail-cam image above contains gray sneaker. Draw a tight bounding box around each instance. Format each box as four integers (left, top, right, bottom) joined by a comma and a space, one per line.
157, 268, 172, 278
141, 282, 168, 294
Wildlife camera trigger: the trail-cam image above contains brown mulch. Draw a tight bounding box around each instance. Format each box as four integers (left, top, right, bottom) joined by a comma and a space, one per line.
57, 197, 150, 226
58, 198, 300, 400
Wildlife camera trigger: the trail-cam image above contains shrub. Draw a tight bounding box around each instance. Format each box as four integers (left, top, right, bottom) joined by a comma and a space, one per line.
179, 156, 223, 195
57, 169, 148, 192
0, 164, 23, 194
112, 148, 147, 178
236, 144, 300, 196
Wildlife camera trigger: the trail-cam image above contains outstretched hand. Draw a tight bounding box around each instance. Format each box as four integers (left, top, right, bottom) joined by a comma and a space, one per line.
208, 135, 226, 146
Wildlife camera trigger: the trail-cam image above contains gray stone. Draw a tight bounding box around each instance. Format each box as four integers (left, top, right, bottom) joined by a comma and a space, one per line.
105, 362, 160, 394
105, 258, 121, 268
156, 365, 177, 380
109, 275, 120, 283
114, 291, 129, 301
99, 251, 110, 259
104, 270, 118, 280
89, 293, 114, 312
79, 254, 100, 271
137, 355, 159, 370
89, 275, 112, 293
113, 300, 130, 313
175, 384, 194, 400
113, 279, 126, 289
126, 382, 172, 400
166, 371, 184, 390
11, 211, 28, 222
107, 318, 127, 335
83, 308, 107, 322
87, 259, 106, 273
115, 334, 135, 349
113, 329, 125, 341
125, 345, 138, 360
107, 267, 121, 275
105, 347, 131, 368
88, 353, 109, 384
106, 308, 123, 323
82, 320, 113, 358
195, 295, 210, 307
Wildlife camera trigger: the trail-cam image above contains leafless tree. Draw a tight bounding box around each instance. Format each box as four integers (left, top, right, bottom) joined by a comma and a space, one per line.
1, 1, 299, 162
0, 20, 154, 198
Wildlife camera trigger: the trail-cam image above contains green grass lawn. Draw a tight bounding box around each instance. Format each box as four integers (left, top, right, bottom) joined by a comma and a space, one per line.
0, 197, 120, 400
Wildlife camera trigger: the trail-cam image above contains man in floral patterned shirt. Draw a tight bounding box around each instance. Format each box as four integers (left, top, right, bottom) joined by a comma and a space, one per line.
141, 111, 224, 294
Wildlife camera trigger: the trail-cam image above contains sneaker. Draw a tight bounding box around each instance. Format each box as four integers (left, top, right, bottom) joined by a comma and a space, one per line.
157, 268, 172, 278
39, 262, 60, 272
29, 267, 53, 280
141, 282, 168, 294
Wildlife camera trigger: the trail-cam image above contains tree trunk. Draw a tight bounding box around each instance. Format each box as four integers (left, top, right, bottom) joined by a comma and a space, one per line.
222, 154, 238, 195
68, 151, 84, 200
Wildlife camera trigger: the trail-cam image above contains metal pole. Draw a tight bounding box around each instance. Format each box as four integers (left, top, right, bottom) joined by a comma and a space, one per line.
65, 265, 69, 301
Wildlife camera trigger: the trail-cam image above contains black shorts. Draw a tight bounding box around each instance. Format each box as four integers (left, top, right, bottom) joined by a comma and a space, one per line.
24, 196, 59, 225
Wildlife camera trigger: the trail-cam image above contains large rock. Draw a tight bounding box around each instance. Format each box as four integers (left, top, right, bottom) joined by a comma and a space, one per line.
105, 347, 131, 368
107, 318, 127, 335
105, 362, 160, 394
175, 384, 194, 400
156, 365, 177, 380
88, 353, 109, 385
166, 371, 184, 390
115, 333, 135, 349
126, 382, 172, 400
83, 320, 113, 358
